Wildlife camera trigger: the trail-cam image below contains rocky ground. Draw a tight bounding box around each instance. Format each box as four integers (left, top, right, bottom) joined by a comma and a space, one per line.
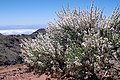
0, 64, 57, 80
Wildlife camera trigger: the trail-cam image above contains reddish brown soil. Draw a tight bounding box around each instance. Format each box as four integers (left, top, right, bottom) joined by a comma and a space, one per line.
0, 64, 57, 80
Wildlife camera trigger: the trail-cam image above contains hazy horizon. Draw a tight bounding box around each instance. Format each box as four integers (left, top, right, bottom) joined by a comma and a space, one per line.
0, 24, 47, 35
0, 24, 47, 30
0, 29, 38, 35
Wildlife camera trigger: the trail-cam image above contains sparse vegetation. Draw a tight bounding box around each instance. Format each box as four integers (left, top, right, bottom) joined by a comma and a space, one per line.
21, 1, 120, 80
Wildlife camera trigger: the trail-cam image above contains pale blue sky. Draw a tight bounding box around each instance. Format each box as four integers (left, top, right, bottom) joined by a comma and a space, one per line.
0, 0, 119, 26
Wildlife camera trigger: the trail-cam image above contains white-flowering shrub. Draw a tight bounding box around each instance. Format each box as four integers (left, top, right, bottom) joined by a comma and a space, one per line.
21, 33, 65, 74
21, 2, 120, 79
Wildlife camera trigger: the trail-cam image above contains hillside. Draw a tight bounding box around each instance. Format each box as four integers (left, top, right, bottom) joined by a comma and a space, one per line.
0, 28, 46, 66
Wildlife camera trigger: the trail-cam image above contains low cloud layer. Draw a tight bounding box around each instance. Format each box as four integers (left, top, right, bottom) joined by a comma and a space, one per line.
0, 29, 37, 35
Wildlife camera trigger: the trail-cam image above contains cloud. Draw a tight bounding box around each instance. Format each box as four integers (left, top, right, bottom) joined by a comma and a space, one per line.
0, 29, 37, 35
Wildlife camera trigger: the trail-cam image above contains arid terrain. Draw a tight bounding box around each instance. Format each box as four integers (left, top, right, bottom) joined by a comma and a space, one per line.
0, 64, 57, 80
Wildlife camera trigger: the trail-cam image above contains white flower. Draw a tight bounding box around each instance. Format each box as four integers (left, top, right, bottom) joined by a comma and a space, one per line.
74, 61, 81, 66
81, 42, 87, 47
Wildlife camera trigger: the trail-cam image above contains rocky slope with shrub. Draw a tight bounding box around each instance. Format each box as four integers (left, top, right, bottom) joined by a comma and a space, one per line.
0, 29, 45, 66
